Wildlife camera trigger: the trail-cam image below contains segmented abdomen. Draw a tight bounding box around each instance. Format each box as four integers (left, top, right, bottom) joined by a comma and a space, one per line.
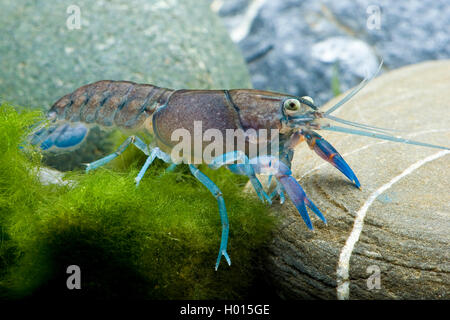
49, 80, 174, 130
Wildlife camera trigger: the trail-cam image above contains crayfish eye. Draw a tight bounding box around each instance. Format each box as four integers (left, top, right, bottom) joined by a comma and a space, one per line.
283, 98, 301, 113
301, 96, 314, 106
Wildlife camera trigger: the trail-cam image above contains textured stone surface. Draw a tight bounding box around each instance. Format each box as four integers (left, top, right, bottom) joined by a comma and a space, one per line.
0, 0, 251, 109
214, 0, 450, 105
260, 60, 450, 299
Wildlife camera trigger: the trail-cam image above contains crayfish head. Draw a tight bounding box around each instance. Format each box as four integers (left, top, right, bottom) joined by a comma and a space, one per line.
282, 95, 324, 131
227, 90, 323, 137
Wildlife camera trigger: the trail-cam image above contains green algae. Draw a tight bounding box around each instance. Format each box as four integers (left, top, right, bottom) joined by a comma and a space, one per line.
0, 103, 277, 299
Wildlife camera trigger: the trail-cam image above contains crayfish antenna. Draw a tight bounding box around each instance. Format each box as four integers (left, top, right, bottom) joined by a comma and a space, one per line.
323, 59, 383, 115
321, 125, 450, 150
325, 114, 401, 134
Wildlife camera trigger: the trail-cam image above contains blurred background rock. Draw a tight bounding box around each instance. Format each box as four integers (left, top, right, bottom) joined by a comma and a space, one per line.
0, 0, 251, 108
212, 0, 450, 105
0, 0, 251, 170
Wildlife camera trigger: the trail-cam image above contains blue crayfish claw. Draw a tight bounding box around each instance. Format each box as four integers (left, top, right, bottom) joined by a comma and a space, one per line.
251, 155, 327, 229
277, 175, 327, 230
302, 130, 361, 188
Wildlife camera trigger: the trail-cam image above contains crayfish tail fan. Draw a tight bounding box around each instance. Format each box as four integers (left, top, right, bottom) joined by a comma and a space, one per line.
29, 121, 89, 151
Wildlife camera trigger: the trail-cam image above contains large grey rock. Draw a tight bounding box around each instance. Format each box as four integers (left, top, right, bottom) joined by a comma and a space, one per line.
260, 60, 450, 299
0, 0, 251, 109
214, 0, 450, 105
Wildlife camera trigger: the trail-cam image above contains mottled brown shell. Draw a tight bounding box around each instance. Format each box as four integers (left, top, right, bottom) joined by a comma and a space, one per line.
49, 80, 173, 130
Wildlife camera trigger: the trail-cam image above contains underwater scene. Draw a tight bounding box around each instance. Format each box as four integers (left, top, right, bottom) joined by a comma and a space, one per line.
0, 0, 449, 308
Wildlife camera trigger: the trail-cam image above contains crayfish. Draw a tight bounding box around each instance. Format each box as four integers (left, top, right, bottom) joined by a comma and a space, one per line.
30, 69, 449, 270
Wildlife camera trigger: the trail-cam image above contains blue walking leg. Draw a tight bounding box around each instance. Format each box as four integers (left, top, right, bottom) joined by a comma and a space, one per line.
210, 151, 271, 203
248, 171, 272, 204
86, 135, 149, 172
265, 174, 286, 203
132, 136, 151, 156
228, 164, 271, 204
269, 177, 286, 204
135, 152, 157, 186
209, 151, 250, 169
189, 165, 231, 270
267, 175, 273, 188
135, 147, 172, 186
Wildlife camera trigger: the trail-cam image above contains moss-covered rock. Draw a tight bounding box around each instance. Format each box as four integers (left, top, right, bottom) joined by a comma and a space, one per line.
0, 104, 276, 299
